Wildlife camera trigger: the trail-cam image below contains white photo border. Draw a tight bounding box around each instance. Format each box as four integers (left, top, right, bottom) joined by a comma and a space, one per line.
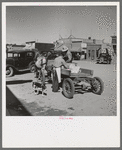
2, 2, 120, 148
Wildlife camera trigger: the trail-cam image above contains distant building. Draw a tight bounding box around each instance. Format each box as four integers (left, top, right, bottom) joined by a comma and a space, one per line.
24, 41, 54, 53
86, 43, 101, 61
54, 35, 106, 61
24, 41, 36, 49
111, 36, 117, 55
6, 44, 25, 52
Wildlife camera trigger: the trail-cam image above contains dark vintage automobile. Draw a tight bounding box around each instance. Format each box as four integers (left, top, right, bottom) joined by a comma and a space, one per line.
6, 49, 37, 77
96, 48, 112, 64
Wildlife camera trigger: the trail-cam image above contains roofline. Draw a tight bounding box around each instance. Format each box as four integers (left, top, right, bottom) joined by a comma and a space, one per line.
58, 37, 103, 42
12, 45, 25, 47
26, 41, 36, 44
111, 36, 117, 38
7, 49, 35, 53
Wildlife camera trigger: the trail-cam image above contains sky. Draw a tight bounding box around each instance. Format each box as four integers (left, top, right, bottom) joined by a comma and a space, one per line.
6, 5, 116, 44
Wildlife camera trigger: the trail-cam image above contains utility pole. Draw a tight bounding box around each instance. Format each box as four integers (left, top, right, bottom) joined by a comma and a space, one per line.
59, 34, 62, 39
70, 30, 72, 36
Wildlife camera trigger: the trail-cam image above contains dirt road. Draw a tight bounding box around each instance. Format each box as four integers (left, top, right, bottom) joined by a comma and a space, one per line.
6, 61, 117, 116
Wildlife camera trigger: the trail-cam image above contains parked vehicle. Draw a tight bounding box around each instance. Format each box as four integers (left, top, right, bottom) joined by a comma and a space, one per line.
96, 48, 112, 64
6, 49, 37, 77
32, 51, 104, 98
60, 67, 104, 98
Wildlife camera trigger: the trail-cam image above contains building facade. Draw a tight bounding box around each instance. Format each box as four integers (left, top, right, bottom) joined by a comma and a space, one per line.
111, 36, 117, 55
54, 35, 107, 61
86, 43, 101, 61
25, 41, 54, 53
6, 44, 25, 52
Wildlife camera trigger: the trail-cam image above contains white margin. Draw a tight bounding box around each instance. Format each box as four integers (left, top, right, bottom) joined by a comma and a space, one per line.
2, 2, 120, 148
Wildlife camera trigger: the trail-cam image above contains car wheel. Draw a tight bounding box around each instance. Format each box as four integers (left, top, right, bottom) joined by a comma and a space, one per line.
6, 67, 14, 77
108, 60, 111, 64
91, 77, 104, 95
107, 59, 110, 64
30, 64, 36, 73
99, 57, 104, 64
62, 78, 75, 99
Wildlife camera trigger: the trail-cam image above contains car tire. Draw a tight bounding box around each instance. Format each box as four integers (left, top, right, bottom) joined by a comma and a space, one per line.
6, 66, 14, 77
107, 59, 111, 64
91, 77, 104, 95
62, 78, 75, 99
30, 64, 36, 73
99, 57, 104, 64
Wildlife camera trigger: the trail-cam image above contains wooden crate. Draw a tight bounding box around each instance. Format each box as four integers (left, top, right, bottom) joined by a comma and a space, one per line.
61, 68, 93, 77
61, 69, 71, 76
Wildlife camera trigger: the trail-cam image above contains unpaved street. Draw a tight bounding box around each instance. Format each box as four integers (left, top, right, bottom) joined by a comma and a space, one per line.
6, 61, 117, 116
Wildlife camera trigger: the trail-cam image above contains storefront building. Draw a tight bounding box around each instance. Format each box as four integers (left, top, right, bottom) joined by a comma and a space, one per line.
111, 36, 117, 55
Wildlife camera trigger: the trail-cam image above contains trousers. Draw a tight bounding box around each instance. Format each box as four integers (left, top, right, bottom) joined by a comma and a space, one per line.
52, 68, 59, 92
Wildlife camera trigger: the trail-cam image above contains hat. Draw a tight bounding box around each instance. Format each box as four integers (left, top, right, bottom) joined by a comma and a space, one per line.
62, 45, 68, 52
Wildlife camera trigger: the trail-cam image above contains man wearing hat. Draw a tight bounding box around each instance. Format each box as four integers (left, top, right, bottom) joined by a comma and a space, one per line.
62, 45, 72, 63
52, 53, 69, 92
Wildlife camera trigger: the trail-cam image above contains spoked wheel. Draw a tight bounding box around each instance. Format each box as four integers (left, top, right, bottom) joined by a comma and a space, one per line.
30, 64, 36, 73
6, 67, 14, 77
107, 59, 111, 64
62, 78, 74, 99
92, 77, 104, 95
99, 57, 104, 64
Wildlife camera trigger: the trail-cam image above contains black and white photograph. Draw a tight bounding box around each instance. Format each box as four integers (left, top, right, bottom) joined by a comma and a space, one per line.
2, 2, 120, 148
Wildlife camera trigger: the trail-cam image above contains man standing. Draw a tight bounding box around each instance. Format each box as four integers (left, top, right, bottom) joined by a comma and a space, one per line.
34, 50, 41, 78
52, 53, 69, 92
62, 45, 72, 63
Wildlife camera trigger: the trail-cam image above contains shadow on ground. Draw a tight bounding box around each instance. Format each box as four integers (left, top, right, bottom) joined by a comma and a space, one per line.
6, 86, 68, 116
22, 101, 68, 116
6, 86, 31, 116
6, 80, 32, 85
16, 70, 30, 75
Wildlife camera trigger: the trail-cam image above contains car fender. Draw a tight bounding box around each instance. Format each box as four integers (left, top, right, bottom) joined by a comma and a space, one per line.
28, 61, 35, 67
6, 64, 18, 71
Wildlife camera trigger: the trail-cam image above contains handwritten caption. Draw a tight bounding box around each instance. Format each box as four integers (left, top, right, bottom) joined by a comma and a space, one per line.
59, 116, 73, 120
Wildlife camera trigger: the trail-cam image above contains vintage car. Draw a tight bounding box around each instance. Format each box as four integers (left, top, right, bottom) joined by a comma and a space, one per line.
6, 49, 37, 77
96, 48, 112, 64
32, 51, 104, 98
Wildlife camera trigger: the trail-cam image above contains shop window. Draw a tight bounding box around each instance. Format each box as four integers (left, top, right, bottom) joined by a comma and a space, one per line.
113, 45, 116, 54
91, 50, 95, 60
112, 39, 116, 44
96, 50, 99, 57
